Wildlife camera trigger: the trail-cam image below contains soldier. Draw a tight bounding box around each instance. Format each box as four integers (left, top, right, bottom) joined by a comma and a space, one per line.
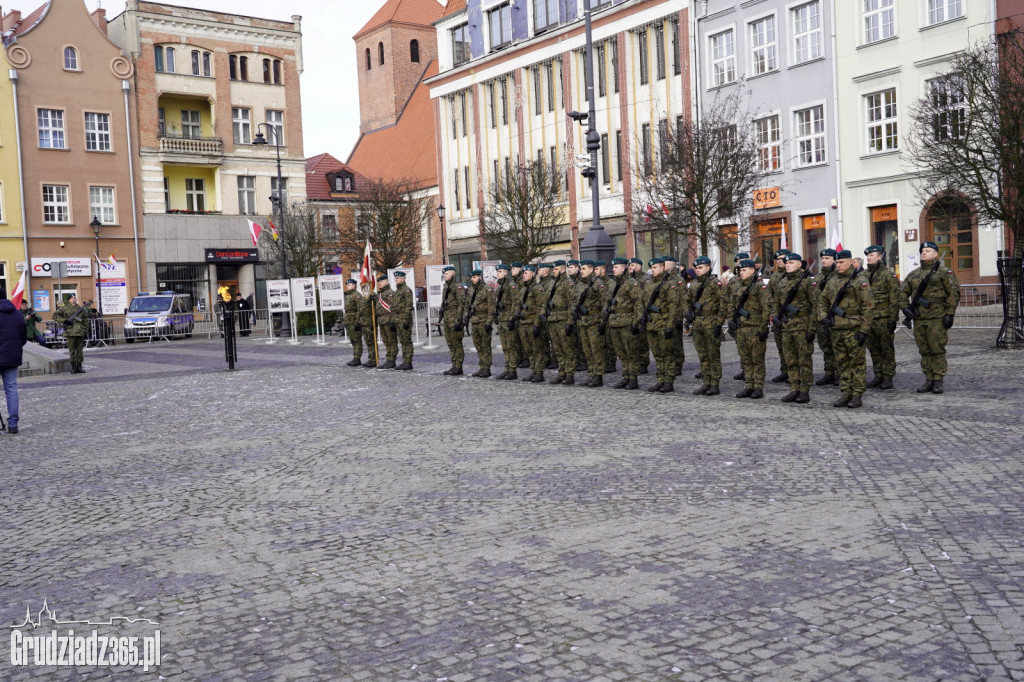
640, 258, 681, 392
510, 262, 523, 285
663, 255, 686, 376
606, 257, 644, 389
901, 241, 961, 394
392, 271, 415, 370
545, 260, 580, 384
343, 279, 364, 366
768, 248, 790, 383
771, 253, 817, 404
523, 262, 555, 381
515, 265, 538, 380
52, 293, 93, 373
465, 269, 494, 378
574, 260, 609, 386
375, 273, 399, 369
683, 256, 728, 396
567, 259, 587, 372
811, 248, 839, 386
359, 283, 379, 368
726, 252, 750, 382
492, 264, 522, 380
628, 257, 651, 374
440, 265, 468, 375
594, 260, 618, 373
863, 246, 900, 389
728, 259, 771, 398
817, 249, 874, 408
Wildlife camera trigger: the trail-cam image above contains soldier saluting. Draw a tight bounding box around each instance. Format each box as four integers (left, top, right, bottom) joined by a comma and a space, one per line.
901, 241, 960, 394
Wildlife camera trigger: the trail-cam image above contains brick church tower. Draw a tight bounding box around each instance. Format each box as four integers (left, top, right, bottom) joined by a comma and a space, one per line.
353, 0, 445, 134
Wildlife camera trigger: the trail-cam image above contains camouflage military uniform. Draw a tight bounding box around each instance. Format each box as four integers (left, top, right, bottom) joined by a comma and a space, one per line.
376, 284, 400, 367
683, 272, 728, 389
514, 279, 535, 375
664, 266, 686, 373
768, 267, 788, 379
901, 260, 961, 384
465, 279, 494, 374
343, 287, 364, 363
811, 265, 838, 382
525, 274, 555, 378
392, 281, 415, 367
53, 297, 93, 371
630, 267, 651, 372
358, 290, 379, 366
607, 274, 644, 385
546, 272, 579, 382
728, 276, 771, 393
575, 273, 608, 381
771, 270, 817, 396
441, 277, 468, 372
865, 262, 900, 384
493, 275, 522, 376
641, 274, 681, 389
817, 268, 874, 399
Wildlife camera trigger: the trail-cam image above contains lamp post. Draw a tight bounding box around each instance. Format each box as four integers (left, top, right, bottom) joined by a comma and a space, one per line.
253, 123, 290, 336
572, 0, 616, 264
437, 203, 447, 264
91, 216, 103, 319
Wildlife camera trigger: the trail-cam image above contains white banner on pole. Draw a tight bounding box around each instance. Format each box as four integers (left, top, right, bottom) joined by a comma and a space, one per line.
425, 265, 445, 308
291, 277, 317, 312
387, 269, 420, 345
267, 279, 291, 312
99, 260, 128, 316
318, 275, 345, 311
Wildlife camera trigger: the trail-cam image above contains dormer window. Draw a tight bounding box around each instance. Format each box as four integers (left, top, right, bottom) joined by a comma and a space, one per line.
63, 46, 79, 71
335, 177, 343, 191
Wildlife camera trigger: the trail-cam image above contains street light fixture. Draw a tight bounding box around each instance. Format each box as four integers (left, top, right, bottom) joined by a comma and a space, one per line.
253, 124, 290, 336
91, 216, 103, 319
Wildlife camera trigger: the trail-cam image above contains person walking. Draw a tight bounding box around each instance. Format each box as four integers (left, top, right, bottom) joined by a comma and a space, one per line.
0, 295, 26, 433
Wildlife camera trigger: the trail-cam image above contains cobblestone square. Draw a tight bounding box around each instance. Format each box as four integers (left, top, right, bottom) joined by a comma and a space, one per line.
2, 331, 1022, 680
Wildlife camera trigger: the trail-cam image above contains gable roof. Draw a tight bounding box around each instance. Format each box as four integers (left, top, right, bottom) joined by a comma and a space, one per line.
439, 0, 466, 20
2, 2, 48, 44
354, 0, 446, 39
347, 59, 439, 191
306, 153, 366, 201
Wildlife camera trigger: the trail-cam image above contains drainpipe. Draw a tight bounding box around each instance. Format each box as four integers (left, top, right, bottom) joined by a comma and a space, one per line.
9, 69, 30, 295
123, 79, 143, 293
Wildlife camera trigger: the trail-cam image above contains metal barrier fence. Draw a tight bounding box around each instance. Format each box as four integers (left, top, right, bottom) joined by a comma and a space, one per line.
954, 283, 1002, 329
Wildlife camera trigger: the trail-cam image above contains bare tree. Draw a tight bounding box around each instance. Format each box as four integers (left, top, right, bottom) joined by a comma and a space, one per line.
481, 160, 565, 264
905, 29, 1024, 347
337, 177, 428, 272
631, 89, 766, 259
262, 202, 329, 278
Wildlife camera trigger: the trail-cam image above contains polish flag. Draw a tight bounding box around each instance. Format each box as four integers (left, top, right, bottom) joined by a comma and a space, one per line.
9, 271, 25, 309
780, 224, 788, 251
247, 219, 262, 247
359, 241, 375, 294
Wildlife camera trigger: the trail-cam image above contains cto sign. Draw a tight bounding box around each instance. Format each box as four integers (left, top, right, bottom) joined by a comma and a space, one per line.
753, 187, 782, 210
31, 258, 92, 277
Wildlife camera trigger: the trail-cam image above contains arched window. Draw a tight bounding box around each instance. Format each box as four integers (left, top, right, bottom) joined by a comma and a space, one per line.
926, 196, 976, 281
378, 42, 385, 66
239, 55, 248, 81
365, 48, 371, 71
410, 39, 420, 63
63, 46, 79, 71
229, 55, 237, 80
273, 60, 281, 84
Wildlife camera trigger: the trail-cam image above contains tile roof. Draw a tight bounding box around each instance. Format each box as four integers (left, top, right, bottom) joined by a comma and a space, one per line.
305, 153, 366, 201
3, 2, 48, 43
354, 0, 446, 39
440, 0, 466, 20
347, 60, 439, 191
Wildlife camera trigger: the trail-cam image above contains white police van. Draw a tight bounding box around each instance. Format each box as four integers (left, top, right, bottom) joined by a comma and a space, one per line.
124, 292, 195, 342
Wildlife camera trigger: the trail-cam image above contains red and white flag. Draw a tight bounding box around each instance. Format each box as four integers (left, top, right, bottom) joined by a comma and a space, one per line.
247, 219, 262, 247
268, 219, 279, 241
780, 224, 788, 251
9, 271, 25, 309
359, 241, 375, 293
831, 224, 843, 252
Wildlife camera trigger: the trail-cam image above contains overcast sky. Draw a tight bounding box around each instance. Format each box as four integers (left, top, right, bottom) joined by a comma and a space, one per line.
95, 0, 389, 162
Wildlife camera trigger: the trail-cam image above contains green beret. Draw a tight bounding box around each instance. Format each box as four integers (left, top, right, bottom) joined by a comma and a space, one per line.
522, 264, 537, 272
537, 262, 553, 269
784, 253, 802, 262
496, 264, 511, 271
580, 259, 595, 267
693, 256, 712, 267
567, 259, 580, 266
819, 248, 837, 258
552, 259, 566, 267
734, 252, 750, 261
648, 257, 665, 266
773, 249, 791, 259
470, 269, 482, 276
629, 257, 643, 265
864, 245, 884, 255
376, 273, 389, 281
394, 271, 406, 277
738, 259, 757, 269
836, 249, 852, 259
594, 260, 607, 267
920, 241, 938, 252
442, 265, 456, 272
611, 257, 629, 265
346, 278, 358, 284
510, 262, 523, 268
663, 255, 677, 263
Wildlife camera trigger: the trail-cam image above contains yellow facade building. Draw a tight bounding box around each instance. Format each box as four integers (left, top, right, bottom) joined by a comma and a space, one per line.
0, 45, 26, 300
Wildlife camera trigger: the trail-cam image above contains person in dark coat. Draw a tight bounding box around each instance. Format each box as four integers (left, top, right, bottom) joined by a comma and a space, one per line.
235, 292, 251, 336
0, 296, 28, 433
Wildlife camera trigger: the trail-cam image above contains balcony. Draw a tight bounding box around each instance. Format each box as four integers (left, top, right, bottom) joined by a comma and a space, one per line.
158, 134, 223, 156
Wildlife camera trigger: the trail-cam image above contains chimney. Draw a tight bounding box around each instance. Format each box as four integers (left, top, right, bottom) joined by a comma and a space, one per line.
91, 7, 107, 35
2, 9, 22, 34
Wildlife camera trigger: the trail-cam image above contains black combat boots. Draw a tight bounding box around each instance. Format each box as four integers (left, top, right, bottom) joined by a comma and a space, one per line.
771, 373, 789, 383
549, 374, 566, 384
612, 378, 629, 389
346, 359, 362, 367
880, 377, 894, 390
477, 368, 490, 378
397, 362, 413, 371
847, 395, 863, 408
750, 389, 764, 399
794, 392, 810, 403
736, 388, 753, 398
588, 375, 603, 387
647, 382, 664, 393
932, 380, 944, 394
625, 378, 639, 390
833, 394, 852, 407
693, 384, 711, 395
866, 376, 883, 388
562, 375, 575, 386
815, 373, 835, 386
916, 379, 935, 393
704, 385, 720, 396
781, 391, 800, 403
733, 371, 745, 381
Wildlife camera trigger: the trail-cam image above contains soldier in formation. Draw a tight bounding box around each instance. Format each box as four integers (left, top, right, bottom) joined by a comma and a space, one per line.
493, 264, 521, 380
440, 265, 468, 376
375, 273, 400, 369
465, 269, 494, 377
772, 252, 817, 403
812, 249, 839, 386
901, 241, 961, 394
391, 272, 415, 370
817, 250, 874, 408
683, 256, 727, 396
863, 245, 899, 389
728, 258, 770, 398
343, 279, 364, 367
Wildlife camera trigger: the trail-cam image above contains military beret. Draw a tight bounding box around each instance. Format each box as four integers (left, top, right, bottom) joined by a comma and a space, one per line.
920, 241, 939, 252
774, 249, 791, 259
442, 265, 456, 272
836, 249, 853, 260
629, 257, 644, 265
552, 259, 566, 267
648, 257, 665, 266
470, 269, 482, 276
394, 270, 407, 277
376, 273, 390, 281
345, 278, 358, 284
611, 257, 629, 265
819, 248, 837, 258
580, 259, 595, 267
784, 252, 803, 262
567, 259, 580, 266
734, 252, 750, 261
663, 255, 678, 263
522, 264, 537, 272
496, 264, 511, 271
537, 262, 553, 269
594, 260, 607, 267
864, 245, 884, 255
693, 256, 712, 267
738, 259, 757, 269
510, 262, 523, 268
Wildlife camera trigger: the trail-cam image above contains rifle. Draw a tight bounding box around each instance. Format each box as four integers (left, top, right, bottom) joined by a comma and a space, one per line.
598, 276, 624, 334
638, 277, 667, 334
511, 280, 532, 331
681, 276, 711, 329
728, 278, 759, 337
464, 283, 481, 331
492, 279, 507, 326
435, 284, 450, 332
60, 299, 96, 327
539, 276, 559, 325
771, 269, 812, 328
902, 258, 942, 328
567, 277, 597, 335
820, 271, 858, 337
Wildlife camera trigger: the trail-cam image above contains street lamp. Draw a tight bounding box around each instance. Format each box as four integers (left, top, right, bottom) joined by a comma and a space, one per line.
91, 216, 103, 319
253, 123, 290, 336
574, 0, 616, 264
437, 204, 447, 264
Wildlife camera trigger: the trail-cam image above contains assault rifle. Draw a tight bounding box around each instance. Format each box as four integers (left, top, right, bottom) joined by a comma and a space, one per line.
637, 278, 667, 335
681, 277, 710, 330
463, 284, 480, 331
510, 280, 532, 331
598, 276, 623, 335
902, 258, 942, 328
820, 272, 858, 338
728, 279, 759, 337
771, 269, 812, 329
60, 299, 96, 327
492, 279, 507, 326
567, 278, 597, 336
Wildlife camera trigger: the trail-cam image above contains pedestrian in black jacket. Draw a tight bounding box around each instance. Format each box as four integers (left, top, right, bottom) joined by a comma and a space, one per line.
0, 297, 27, 433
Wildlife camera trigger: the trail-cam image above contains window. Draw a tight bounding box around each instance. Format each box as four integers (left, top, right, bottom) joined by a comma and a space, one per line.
158, 108, 166, 136
601, 132, 610, 184
232, 107, 251, 144
89, 186, 115, 224
237, 176, 256, 215
535, 0, 559, 33
750, 15, 777, 75
710, 30, 736, 87
460, 91, 468, 137
638, 29, 649, 85
929, 78, 966, 141
193, 51, 202, 76
84, 112, 111, 152
928, 0, 963, 24
63, 46, 78, 71
464, 166, 472, 210
671, 20, 680, 75
794, 105, 826, 166
546, 62, 555, 111
265, 109, 285, 146
181, 110, 201, 139
866, 89, 898, 153
863, 0, 895, 43
533, 66, 542, 115
615, 130, 622, 181
641, 122, 652, 175
165, 47, 176, 73
322, 214, 338, 238
379, 42, 385, 66
449, 95, 457, 139
42, 185, 70, 223
163, 177, 170, 212
185, 178, 205, 212
612, 40, 619, 93
488, 83, 497, 128
273, 59, 281, 84
793, 2, 823, 63
453, 169, 461, 211
263, 58, 272, 83
271, 177, 287, 203
37, 109, 65, 149
598, 43, 607, 97
239, 55, 248, 81
500, 78, 509, 124
655, 24, 666, 81
755, 115, 781, 172
411, 39, 420, 63
365, 48, 371, 71
155, 45, 174, 73
658, 118, 669, 170
230, 55, 237, 79
203, 52, 211, 77
452, 23, 470, 66
489, 3, 512, 51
